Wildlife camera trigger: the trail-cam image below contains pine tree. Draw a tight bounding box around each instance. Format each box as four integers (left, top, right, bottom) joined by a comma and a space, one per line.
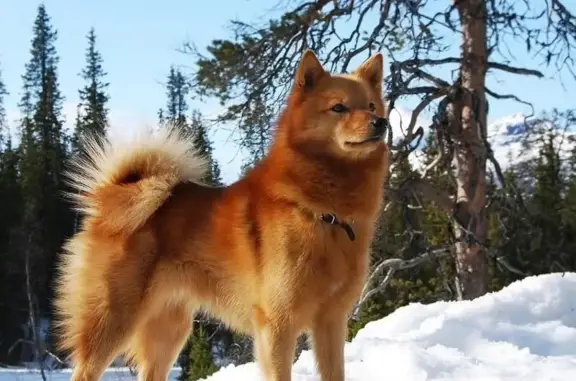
73, 27, 109, 155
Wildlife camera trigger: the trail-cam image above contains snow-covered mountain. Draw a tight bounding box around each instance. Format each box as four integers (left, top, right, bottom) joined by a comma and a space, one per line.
396, 111, 575, 177
487, 112, 575, 173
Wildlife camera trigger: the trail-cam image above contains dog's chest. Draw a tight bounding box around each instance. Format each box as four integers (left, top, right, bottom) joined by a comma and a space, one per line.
290, 218, 370, 298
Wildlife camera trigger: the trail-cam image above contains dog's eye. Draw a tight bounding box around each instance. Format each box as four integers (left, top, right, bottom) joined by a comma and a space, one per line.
369, 102, 376, 112
331, 104, 348, 113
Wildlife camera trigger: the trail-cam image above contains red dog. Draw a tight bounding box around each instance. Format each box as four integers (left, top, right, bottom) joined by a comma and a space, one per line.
55, 50, 389, 381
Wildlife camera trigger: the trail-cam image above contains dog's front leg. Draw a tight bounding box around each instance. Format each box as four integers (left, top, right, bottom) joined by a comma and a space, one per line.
311, 311, 348, 381
253, 308, 297, 381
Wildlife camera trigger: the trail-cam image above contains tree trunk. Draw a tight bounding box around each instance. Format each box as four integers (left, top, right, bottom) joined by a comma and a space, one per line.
452, 0, 489, 299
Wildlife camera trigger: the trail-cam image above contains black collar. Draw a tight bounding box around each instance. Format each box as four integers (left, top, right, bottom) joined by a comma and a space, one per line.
320, 213, 356, 241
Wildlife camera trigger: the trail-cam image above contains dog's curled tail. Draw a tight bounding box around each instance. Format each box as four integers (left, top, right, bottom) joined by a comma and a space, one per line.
66, 126, 209, 235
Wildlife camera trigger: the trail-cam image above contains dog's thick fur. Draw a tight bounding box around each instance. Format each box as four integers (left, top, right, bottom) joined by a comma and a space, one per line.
54, 50, 390, 381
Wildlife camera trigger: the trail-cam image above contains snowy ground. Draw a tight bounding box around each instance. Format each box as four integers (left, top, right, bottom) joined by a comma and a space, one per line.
0, 368, 180, 381
2, 272, 575, 381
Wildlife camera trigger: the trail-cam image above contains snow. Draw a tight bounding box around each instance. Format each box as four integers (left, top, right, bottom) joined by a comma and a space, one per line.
202, 272, 576, 381
2, 272, 576, 381
0, 368, 180, 381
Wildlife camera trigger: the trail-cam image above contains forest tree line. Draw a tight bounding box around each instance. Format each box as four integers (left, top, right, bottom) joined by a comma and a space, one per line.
0, 4, 224, 379
1, 2, 576, 381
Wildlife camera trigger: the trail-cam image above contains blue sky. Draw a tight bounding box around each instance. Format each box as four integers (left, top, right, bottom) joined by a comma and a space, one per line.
1, 0, 574, 183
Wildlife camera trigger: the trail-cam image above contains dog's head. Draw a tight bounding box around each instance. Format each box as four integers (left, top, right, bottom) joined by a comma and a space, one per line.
283, 50, 388, 160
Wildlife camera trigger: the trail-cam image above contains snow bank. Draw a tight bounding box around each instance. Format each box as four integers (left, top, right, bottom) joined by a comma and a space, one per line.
203, 272, 576, 381
1, 273, 575, 381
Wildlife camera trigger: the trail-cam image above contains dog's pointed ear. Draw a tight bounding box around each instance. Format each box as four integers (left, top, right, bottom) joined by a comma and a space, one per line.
353, 53, 384, 94
294, 50, 327, 91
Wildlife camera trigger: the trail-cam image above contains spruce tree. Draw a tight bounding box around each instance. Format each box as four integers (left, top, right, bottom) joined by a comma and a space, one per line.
0, 62, 6, 149
14, 4, 73, 359
73, 27, 109, 155
526, 118, 570, 274
0, 65, 24, 362
0, 61, 8, 271
159, 65, 223, 185
0, 62, 22, 363
0, 133, 23, 364
0, 64, 19, 245
165, 66, 189, 127
564, 159, 576, 270
485, 168, 527, 290
189, 110, 222, 186
179, 324, 217, 381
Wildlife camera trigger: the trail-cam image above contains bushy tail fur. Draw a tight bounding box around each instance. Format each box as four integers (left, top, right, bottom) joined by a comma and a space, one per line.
65, 125, 209, 235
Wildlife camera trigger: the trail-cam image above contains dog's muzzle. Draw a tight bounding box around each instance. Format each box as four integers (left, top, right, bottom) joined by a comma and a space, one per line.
370, 117, 389, 138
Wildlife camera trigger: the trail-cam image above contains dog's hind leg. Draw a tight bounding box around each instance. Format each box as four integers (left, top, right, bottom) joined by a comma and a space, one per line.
57, 243, 143, 381
129, 303, 193, 381
67, 304, 136, 381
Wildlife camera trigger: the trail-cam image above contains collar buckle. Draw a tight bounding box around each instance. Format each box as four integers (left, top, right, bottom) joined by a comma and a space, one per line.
319, 213, 356, 241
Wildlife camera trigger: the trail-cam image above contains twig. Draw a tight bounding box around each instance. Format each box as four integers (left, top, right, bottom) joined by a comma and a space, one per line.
351, 246, 453, 318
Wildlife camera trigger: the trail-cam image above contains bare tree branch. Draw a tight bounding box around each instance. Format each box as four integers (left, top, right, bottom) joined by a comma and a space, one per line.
391, 87, 450, 150
485, 87, 536, 117
351, 246, 454, 318
487, 62, 544, 77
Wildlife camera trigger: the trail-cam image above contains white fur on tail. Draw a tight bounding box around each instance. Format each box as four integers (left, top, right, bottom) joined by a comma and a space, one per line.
65, 124, 209, 233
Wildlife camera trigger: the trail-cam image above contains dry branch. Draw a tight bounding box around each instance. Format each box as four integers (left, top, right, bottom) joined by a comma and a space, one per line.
391, 87, 450, 151
351, 246, 454, 318
486, 62, 544, 77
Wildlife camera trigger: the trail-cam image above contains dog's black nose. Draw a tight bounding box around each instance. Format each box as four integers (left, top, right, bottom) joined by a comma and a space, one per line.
371, 117, 389, 136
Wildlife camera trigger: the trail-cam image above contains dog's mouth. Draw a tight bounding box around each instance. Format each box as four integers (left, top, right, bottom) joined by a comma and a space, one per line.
345, 135, 383, 146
